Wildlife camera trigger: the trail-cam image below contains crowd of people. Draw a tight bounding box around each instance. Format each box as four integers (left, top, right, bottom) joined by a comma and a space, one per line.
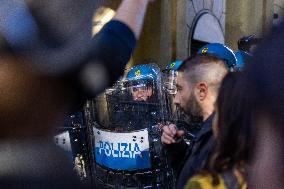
0, 0, 284, 189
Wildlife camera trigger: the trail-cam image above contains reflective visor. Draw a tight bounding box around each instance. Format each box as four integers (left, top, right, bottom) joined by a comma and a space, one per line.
162, 70, 178, 94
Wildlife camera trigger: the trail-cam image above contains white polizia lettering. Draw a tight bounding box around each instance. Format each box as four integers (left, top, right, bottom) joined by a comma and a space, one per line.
97, 141, 143, 159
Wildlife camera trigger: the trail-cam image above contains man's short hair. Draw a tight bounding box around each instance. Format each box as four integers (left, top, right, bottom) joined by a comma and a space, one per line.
178, 54, 229, 94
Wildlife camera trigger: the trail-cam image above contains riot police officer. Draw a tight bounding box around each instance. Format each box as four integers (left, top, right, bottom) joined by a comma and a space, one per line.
162, 60, 183, 122
163, 60, 183, 95
197, 43, 237, 71
92, 64, 174, 188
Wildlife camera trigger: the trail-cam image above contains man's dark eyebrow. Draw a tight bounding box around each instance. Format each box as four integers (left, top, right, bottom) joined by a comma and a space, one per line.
176, 84, 182, 88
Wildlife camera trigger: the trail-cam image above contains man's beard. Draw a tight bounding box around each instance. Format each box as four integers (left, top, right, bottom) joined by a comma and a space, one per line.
175, 93, 203, 135
184, 93, 203, 117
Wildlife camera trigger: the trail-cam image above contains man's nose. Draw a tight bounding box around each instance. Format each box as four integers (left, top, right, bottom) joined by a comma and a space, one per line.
137, 89, 144, 97
173, 94, 180, 106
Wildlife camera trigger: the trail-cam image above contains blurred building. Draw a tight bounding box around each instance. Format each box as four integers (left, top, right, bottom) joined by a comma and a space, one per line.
93, 0, 284, 68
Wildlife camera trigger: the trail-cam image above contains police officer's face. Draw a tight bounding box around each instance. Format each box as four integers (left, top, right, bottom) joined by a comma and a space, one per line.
132, 86, 153, 101
174, 73, 202, 117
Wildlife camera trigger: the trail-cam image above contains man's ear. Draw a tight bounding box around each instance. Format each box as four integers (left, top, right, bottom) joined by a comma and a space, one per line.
195, 82, 208, 101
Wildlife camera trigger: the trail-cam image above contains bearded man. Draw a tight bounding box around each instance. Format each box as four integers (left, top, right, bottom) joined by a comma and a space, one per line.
161, 54, 228, 189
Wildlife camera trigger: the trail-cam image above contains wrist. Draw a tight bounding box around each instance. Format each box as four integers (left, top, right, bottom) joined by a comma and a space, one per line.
128, 0, 151, 7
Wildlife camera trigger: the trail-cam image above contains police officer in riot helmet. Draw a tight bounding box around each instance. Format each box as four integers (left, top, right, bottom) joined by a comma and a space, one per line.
197, 43, 237, 71
126, 64, 159, 103
197, 43, 252, 72
126, 65, 157, 102
93, 64, 174, 188
104, 64, 162, 131
163, 60, 183, 95
124, 64, 161, 129
162, 60, 183, 122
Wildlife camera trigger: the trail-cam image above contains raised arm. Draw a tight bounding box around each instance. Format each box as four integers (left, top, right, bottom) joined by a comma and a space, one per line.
79, 0, 155, 96
113, 0, 154, 39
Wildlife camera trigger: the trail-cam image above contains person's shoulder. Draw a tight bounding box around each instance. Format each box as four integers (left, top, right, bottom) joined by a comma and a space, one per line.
184, 173, 226, 189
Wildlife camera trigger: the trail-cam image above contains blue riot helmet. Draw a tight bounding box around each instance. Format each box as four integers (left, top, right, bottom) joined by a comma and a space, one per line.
165, 60, 183, 71
234, 51, 252, 70
126, 64, 159, 102
163, 60, 183, 95
197, 43, 237, 70
126, 64, 158, 80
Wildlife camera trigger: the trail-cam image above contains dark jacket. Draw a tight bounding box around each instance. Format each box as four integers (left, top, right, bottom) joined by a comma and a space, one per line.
166, 114, 215, 189
84, 20, 136, 95
0, 20, 136, 189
